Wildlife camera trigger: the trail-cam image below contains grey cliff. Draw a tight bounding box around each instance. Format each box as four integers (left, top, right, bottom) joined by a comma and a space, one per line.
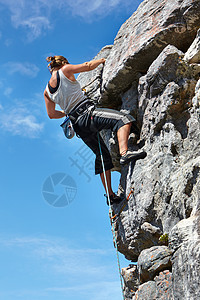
78, 0, 200, 299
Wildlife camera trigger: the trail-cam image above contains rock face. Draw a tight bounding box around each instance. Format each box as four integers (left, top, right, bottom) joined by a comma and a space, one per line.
77, 0, 200, 299
79, 0, 200, 106
133, 270, 173, 300
169, 216, 200, 300
184, 28, 200, 63
137, 246, 172, 283
78, 45, 113, 104
122, 264, 139, 299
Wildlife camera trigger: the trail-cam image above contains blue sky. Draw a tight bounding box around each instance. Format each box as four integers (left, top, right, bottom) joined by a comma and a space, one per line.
0, 1, 143, 299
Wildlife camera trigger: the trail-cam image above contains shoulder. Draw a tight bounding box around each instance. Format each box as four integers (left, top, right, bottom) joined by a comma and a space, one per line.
61, 64, 71, 72
60, 65, 77, 81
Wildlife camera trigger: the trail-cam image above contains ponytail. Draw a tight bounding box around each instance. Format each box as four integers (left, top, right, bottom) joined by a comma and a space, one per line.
46, 55, 69, 73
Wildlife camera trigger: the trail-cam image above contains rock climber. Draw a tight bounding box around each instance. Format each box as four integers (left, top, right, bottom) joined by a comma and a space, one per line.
44, 55, 146, 204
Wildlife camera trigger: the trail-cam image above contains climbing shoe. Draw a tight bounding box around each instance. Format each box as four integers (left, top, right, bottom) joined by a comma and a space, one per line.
120, 150, 147, 165
105, 193, 123, 206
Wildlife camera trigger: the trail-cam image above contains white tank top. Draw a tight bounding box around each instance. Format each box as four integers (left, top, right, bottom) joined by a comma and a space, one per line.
45, 69, 86, 115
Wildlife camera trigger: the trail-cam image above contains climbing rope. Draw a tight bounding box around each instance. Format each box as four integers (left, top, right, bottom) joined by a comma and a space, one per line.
97, 132, 125, 300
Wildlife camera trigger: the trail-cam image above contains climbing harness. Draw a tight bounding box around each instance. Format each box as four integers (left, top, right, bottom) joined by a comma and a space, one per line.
97, 132, 125, 300
112, 188, 134, 223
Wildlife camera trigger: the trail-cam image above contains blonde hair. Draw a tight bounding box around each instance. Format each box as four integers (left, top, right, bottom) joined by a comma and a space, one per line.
46, 55, 69, 73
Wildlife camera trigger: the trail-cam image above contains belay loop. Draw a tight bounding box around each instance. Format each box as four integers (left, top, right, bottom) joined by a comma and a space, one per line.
97, 132, 125, 300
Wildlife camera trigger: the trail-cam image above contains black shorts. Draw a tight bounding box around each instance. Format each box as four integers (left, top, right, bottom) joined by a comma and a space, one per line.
70, 102, 137, 175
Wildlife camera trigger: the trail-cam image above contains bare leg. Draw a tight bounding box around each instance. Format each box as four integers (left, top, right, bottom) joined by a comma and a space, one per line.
118, 122, 147, 165
117, 123, 132, 156
100, 123, 132, 194
100, 169, 114, 196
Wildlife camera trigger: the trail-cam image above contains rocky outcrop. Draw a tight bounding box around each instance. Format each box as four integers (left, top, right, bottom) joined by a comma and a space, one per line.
122, 246, 173, 299
78, 45, 113, 104
79, 0, 200, 107
169, 216, 200, 300
184, 28, 200, 63
133, 270, 173, 300
101, 0, 200, 104
137, 246, 172, 283
122, 264, 139, 299
78, 0, 200, 299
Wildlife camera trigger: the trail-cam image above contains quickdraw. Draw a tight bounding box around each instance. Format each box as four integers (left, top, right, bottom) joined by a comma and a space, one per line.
112, 187, 134, 222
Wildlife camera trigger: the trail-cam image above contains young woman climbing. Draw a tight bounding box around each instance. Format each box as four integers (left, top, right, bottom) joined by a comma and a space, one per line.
44, 55, 146, 204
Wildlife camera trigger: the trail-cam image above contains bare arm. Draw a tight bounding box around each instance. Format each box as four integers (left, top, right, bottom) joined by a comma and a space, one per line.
62, 58, 106, 75
44, 90, 66, 119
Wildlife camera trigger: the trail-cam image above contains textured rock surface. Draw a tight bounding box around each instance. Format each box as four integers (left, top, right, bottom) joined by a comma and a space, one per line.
184, 28, 200, 63
114, 41, 200, 261
77, 45, 113, 104
133, 270, 173, 300
121, 265, 139, 300
77, 0, 200, 299
137, 246, 172, 283
169, 216, 200, 300
133, 281, 157, 300
101, 0, 200, 105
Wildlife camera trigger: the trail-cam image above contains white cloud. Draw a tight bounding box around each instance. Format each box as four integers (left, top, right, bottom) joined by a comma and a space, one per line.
0, 79, 13, 97
0, 106, 44, 138
0, 91, 46, 138
0, 235, 115, 277
66, 0, 122, 18
13, 15, 51, 41
0, 281, 121, 300
0, 0, 135, 40
4, 62, 39, 78
4, 38, 12, 47
30, 237, 114, 276
45, 281, 121, 300
0, 234, 123, 300
0, 0, 52, 41
3, 87, 13, 97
